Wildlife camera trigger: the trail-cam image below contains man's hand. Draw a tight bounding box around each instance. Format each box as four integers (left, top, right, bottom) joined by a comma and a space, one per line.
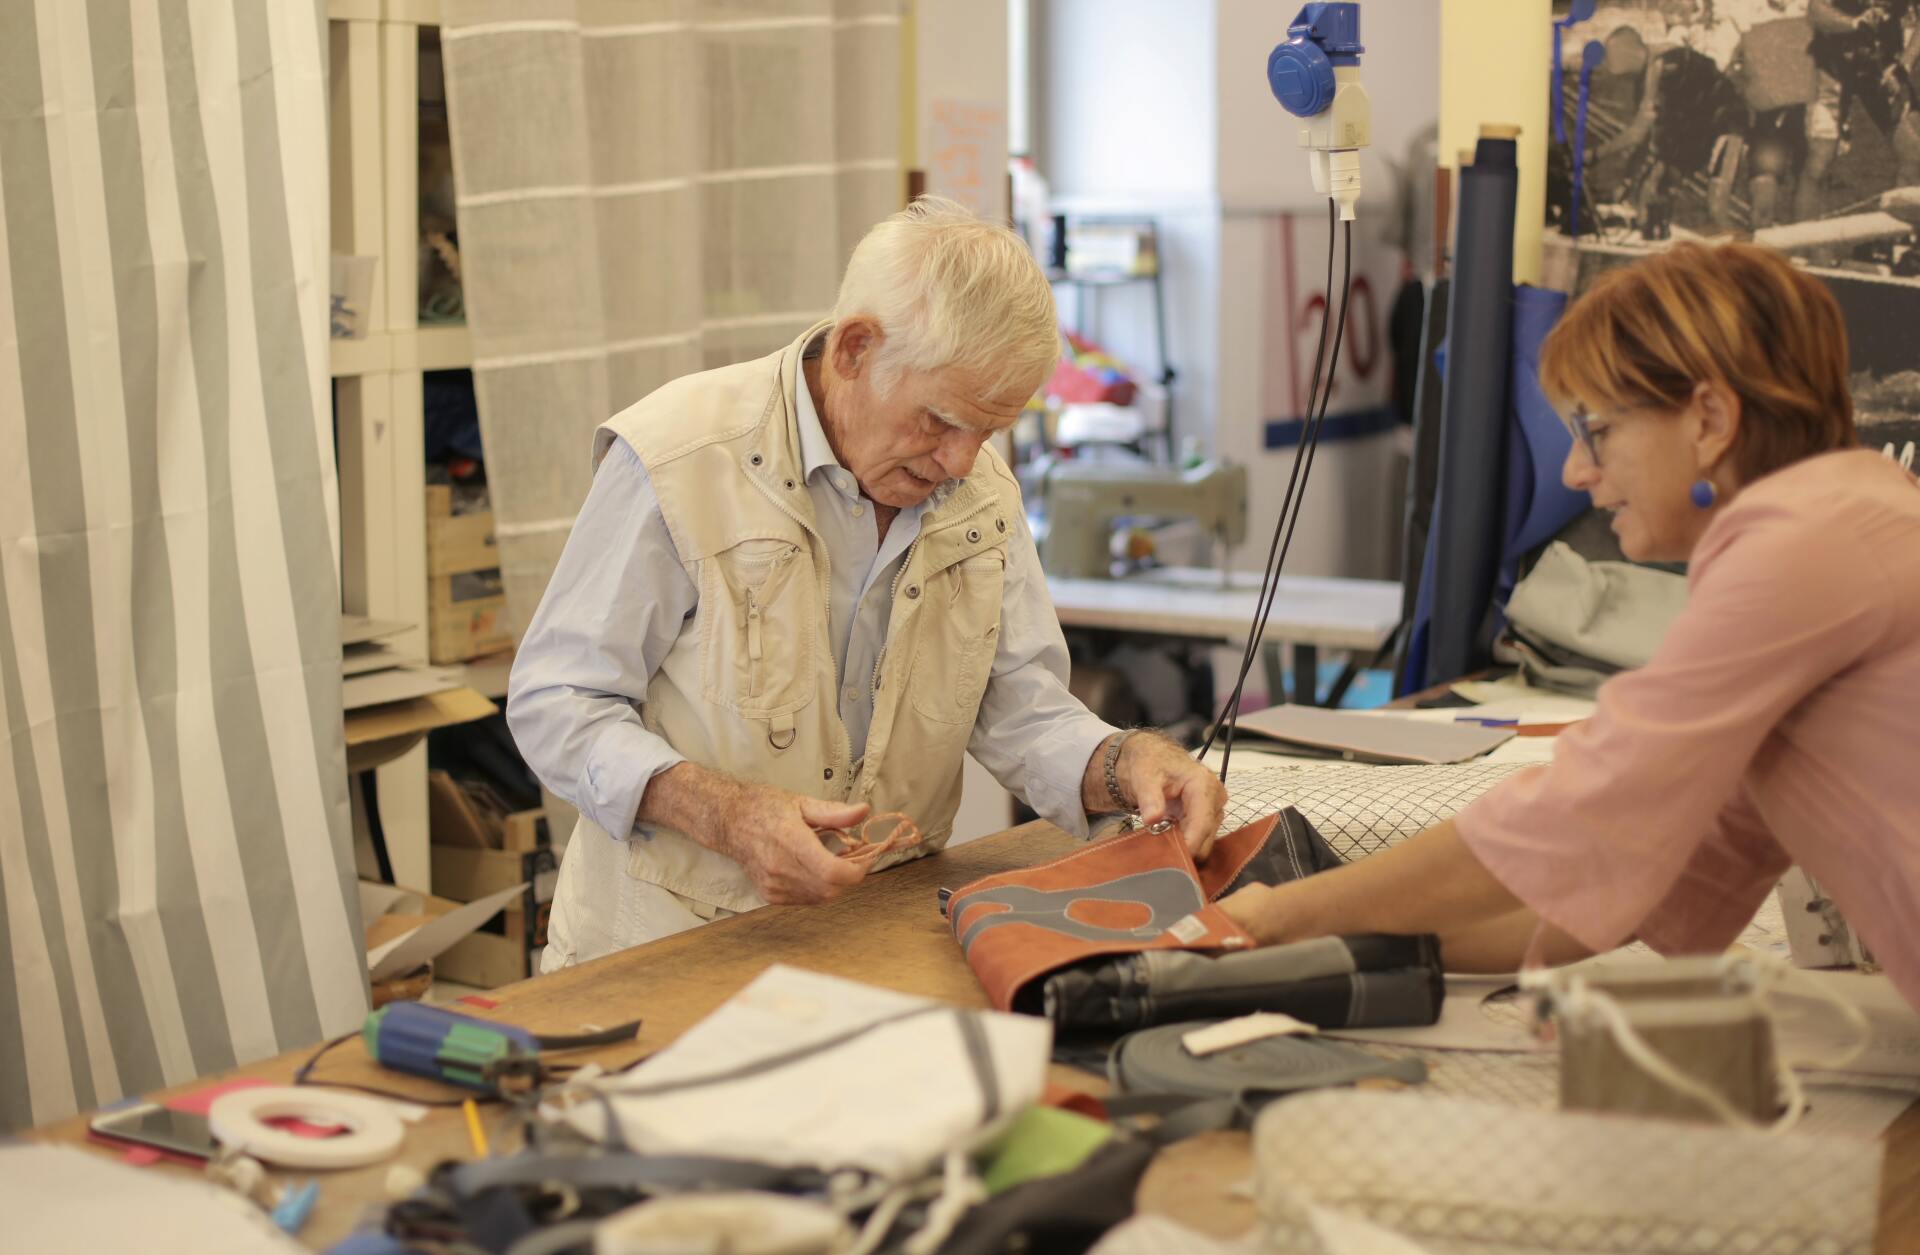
638, 762, 871, 905
1118, 733, 1228, 861
712, 787, 873, 905
1081, 731, 1228, 861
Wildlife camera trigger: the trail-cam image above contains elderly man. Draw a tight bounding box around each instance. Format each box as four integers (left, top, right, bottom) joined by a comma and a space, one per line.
510, 197, 1227, 971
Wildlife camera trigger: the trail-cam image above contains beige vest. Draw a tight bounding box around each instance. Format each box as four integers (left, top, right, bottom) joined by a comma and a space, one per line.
575, 322, 1025, 911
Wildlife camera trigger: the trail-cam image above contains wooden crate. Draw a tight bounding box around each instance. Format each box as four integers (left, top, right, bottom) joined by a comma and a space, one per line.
426, 483, 499, 577
428, 566, 512, 663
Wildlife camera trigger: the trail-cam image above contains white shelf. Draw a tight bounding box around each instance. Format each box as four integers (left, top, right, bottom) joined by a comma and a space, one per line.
330, 334, 391, 377
412, 323, 473, 371
331, 324, 471, 378
328, 0, 439, 23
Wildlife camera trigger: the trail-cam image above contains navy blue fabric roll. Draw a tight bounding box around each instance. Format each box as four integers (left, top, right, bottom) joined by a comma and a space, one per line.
1502, 286, 1586, 584
1425, 137, 1518, 687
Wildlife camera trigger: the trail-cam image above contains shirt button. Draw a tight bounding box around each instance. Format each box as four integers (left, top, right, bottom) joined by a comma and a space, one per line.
852, 505, 864, 517
844, 687, 858, 703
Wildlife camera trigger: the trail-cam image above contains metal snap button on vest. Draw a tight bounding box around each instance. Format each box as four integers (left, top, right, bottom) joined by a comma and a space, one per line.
785, 478, 796, 490
966, 527, 981, 543
905, 584, 920, 599
823, 767, 834, 780
749, 453, 764, 466
995, 517, 1006, 533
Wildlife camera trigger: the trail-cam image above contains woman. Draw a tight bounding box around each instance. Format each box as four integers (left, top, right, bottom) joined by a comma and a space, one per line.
1222, 242, 1920, 1011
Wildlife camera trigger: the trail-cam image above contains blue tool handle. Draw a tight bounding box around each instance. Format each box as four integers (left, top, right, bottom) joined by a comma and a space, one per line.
367, 1001, 539, 1087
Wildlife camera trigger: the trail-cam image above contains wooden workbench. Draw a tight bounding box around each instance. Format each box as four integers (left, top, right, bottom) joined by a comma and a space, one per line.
33, 820, 1920, 1251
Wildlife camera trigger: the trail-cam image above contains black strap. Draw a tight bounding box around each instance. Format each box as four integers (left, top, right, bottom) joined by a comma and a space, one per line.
445, 1152, 831, 1198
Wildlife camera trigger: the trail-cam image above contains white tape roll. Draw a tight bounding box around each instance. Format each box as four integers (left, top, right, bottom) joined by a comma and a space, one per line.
207, 1086, 405, 1169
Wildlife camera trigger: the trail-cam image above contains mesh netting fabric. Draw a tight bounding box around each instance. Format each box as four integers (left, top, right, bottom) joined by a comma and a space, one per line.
1254, 1090, 1881, 1254
1219, 762, 1536, 861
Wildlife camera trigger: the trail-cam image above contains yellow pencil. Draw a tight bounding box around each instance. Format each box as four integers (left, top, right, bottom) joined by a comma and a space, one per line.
462, 1097, 489, 1157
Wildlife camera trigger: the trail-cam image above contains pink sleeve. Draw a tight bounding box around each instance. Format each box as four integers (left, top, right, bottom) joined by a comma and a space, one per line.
1454, 503, 1888, 955
1633, 783, 1791, 955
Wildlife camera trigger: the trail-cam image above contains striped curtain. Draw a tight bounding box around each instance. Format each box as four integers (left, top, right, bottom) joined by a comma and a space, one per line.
0, 0, 367, 1131
440, 0, 902, 634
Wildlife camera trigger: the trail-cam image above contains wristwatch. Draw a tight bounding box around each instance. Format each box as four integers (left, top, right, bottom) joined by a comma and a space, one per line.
1102, 730, 1138, 812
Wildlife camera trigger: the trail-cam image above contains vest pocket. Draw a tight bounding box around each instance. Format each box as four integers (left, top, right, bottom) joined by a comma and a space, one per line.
908, 552, 1006, 726
702, 538, 815, 716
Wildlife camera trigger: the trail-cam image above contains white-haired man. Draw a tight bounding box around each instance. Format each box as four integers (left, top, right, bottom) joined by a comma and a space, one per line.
511, 197, 1228, 970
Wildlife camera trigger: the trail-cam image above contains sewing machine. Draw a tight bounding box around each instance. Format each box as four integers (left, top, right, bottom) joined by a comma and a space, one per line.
1036, 460, 1249, 579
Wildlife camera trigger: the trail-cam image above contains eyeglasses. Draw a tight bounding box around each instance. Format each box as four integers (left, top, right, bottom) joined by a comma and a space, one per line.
1564, 402, 1662, 469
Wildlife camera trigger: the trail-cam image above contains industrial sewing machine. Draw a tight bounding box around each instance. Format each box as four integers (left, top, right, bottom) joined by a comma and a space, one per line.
1035, 460, 1248, 580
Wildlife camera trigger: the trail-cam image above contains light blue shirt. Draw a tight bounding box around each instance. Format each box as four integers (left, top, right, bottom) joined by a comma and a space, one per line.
507, 358, 1117, 847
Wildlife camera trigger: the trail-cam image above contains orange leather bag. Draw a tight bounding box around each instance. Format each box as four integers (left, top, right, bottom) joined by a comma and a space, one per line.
944, 812, 1291, 1015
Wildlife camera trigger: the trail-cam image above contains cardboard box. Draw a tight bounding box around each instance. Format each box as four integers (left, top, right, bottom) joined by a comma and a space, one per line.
430, 827, 557, 987
427, 484, 500, 577
429, 567, 512, 663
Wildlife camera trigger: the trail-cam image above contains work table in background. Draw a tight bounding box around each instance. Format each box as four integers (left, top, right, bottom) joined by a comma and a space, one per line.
1046, 566, 1401, 707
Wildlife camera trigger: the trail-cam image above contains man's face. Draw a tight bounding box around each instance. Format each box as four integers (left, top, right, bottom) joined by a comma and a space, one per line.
820, 320, 1032, 509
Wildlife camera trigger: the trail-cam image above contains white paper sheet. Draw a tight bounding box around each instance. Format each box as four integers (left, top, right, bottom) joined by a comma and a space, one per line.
0, 1145, 308, 1253
366, 882, 526, 980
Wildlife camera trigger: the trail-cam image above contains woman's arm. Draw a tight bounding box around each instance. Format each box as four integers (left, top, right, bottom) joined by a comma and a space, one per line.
1219, 819, 1518, 945
1219, 819, 1597, 971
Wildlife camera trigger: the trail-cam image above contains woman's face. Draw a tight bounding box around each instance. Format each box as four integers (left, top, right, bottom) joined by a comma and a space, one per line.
1561, 390, 1733, 562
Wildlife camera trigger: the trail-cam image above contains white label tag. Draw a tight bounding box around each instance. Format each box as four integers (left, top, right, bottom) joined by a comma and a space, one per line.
1167, 913, 1209, 944
1182, 1012, 1318, 1057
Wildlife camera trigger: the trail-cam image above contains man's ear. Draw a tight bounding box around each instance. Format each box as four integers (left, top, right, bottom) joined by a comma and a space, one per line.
1691, 380, 1742, 474
830, 318, 882, 382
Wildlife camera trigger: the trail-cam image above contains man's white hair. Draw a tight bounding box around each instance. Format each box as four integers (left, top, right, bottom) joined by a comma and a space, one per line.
834, 195, 1060, 403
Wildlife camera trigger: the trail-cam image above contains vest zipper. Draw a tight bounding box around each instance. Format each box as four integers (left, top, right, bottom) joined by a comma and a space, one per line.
745, 586, 763, 698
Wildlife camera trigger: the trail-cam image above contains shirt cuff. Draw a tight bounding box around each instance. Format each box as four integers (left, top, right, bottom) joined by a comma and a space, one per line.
1021, 716, 1120, 840
581, 719, 686, 841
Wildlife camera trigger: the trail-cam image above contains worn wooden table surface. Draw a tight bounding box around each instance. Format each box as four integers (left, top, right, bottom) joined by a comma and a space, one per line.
33, 818, 1920, 1250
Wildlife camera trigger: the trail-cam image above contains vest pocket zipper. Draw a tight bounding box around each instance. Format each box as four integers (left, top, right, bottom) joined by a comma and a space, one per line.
746, 587, 764, 698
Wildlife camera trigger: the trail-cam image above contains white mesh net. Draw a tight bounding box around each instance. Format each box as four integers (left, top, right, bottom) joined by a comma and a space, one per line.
1253, 1090, 1883, 1254
1219, 762, 1535, 860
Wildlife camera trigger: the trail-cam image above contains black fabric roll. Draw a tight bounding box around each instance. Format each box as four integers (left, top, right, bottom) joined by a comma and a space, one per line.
1393, 276, 1450, 690
1040, 933, 1445, 1035
1428, 137, 1518, 686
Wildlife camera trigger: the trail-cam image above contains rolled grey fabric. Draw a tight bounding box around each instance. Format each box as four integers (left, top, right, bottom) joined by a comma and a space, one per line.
1110, 1024, 1429, 1098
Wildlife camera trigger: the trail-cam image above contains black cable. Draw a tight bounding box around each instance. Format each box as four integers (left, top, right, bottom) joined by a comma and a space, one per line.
1197, 199, 1338, 764
1201, 210, 1354, 780
1220, 218, 1352, 778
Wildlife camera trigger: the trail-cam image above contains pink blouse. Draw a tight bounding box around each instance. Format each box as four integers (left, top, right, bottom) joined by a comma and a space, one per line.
1456, 450, 1920, 1007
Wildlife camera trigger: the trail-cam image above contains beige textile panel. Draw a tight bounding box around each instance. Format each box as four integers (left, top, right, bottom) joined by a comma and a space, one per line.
442, 0, 903, 635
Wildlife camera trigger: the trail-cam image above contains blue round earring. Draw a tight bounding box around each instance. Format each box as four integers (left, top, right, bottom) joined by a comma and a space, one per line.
1689, 478, 1718, 509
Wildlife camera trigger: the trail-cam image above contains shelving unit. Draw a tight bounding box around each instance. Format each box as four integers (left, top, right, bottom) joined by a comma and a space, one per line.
329, 0, 467, 890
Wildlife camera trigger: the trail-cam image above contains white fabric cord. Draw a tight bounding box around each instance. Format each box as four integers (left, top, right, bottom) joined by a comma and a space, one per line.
441, 0, 904, 634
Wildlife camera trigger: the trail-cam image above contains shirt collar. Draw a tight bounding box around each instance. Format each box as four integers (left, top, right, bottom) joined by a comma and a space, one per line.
794, 335, 850, 490
793, 332, 960, 510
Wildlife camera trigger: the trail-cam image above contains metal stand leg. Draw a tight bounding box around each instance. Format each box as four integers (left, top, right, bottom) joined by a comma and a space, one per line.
1293, 643, 1320, 706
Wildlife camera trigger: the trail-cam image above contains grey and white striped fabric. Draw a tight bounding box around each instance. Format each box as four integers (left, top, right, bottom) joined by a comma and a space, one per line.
0, 0, 366, 1132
